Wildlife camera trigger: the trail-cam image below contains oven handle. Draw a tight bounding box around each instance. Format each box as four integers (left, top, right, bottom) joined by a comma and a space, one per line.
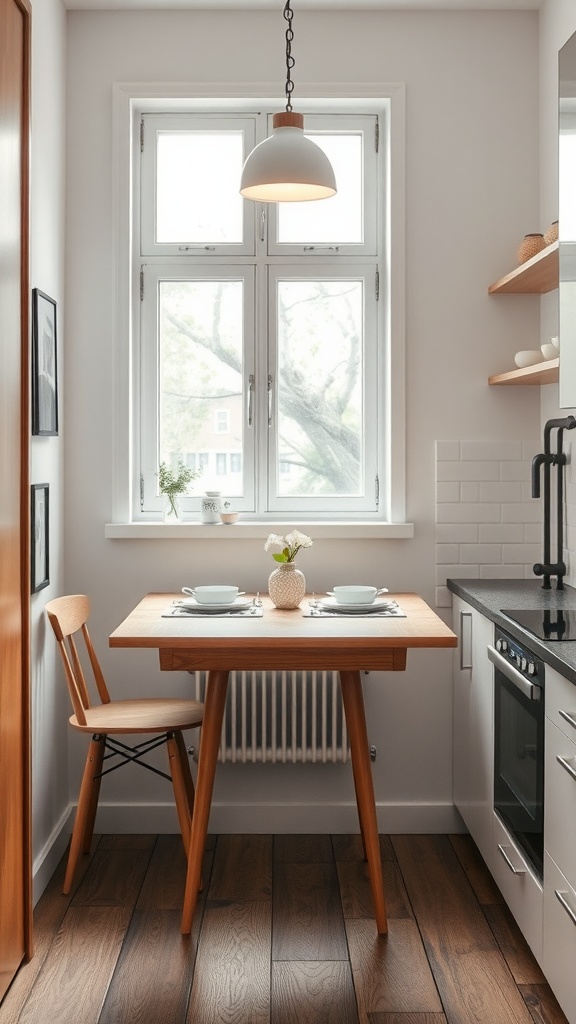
487, 645, 542, 701
497, 843, 526, 875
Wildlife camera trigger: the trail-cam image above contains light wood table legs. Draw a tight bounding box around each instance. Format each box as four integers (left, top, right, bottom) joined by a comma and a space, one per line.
180, 666, 388, 936
181, 669, 229, 935
339, 670, 388, 935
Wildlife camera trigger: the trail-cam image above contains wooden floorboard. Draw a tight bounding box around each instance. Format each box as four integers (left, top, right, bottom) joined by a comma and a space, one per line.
0, 833, 569, 1024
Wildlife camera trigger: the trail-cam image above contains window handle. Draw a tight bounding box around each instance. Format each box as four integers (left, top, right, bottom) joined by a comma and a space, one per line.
268, 374, 273, 427
178, 245, 216, 251
260, 209, 266, 243
248, 374, 254, 428
303, 245, 340, 252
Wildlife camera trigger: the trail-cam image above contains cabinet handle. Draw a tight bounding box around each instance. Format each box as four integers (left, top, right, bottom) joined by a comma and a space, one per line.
559, 709, 576, 732
459, 611, 472, 670
556, 754, 576, 783
555, 889, 576, 928
497, 843, 526, 875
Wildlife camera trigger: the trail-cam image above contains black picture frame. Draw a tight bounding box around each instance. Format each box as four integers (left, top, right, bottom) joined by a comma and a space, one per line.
31, 484, 50, 593
32, 288, 58, 436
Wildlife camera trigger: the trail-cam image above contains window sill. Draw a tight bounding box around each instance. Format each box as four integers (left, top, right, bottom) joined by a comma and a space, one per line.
104, 521, 415, 540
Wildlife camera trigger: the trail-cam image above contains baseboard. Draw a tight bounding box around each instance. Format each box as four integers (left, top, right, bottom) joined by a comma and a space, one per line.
90, 800, 465, 835
32, 804, 74, 905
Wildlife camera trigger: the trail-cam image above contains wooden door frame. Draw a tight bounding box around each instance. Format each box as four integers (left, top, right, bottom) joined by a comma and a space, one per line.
19, 0, 32, 962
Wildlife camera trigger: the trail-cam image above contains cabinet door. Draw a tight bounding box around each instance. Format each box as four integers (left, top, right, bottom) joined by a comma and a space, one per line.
452, 597, 494, 869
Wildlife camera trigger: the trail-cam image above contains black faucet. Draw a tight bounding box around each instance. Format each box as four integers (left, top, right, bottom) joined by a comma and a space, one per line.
532, 415, 576, 589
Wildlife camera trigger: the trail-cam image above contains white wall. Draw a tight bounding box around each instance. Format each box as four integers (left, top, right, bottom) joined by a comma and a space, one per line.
63, 9, 541, 839
30, 0, 69, 898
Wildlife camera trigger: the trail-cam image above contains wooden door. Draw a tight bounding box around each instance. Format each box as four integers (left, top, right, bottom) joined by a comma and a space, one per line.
0, 0, 32, 1000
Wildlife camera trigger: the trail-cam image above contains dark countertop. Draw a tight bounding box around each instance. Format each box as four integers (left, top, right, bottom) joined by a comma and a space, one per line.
447, 578, 576, 686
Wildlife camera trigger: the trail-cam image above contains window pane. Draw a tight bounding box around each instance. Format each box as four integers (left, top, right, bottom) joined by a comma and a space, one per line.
277, 135, 363, 244
156, 132, 244, 244
276, 280, 364, 497
158, 280, 244, 496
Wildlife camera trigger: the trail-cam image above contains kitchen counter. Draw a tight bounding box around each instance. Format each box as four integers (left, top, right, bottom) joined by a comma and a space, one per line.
447, 578, 576, 686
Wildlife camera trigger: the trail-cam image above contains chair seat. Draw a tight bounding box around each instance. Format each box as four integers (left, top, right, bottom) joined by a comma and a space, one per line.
69, 697, 205, 734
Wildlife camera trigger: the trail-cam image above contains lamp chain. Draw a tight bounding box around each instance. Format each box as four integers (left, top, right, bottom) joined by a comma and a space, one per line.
283, 0, 295, 112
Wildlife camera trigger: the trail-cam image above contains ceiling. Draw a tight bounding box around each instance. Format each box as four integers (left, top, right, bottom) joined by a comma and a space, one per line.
66, 0, 541, 11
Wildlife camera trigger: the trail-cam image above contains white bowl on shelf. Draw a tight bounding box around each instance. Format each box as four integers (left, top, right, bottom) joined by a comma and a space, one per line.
514, 350, 544, 369
541, 343, 558, 360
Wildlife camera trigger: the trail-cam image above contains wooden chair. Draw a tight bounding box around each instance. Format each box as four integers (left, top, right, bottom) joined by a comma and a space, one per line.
45, 594, 204, 894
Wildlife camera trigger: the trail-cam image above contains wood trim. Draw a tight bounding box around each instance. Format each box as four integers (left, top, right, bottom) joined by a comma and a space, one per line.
18, 0, 32, 963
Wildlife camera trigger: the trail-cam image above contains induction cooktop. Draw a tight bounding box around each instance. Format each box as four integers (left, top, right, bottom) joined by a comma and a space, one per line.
501, 608, 576, 641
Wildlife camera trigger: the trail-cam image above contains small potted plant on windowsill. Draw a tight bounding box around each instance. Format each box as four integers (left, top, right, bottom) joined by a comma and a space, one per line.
157, 461, 200, 522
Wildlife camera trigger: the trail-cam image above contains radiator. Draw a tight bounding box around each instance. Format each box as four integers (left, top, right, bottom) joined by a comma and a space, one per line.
189, 670, 349, 764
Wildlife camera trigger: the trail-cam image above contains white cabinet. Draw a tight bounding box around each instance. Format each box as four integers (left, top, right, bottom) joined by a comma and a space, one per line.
452, 596, 495, 871
543, 665, 576, 1022
490, 810, 543, 964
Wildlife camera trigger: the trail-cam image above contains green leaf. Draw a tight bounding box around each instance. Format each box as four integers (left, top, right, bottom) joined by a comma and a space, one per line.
273, 553, 288, 562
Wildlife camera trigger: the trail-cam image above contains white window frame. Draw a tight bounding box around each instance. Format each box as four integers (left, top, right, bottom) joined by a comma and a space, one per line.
108, 83, 408, 537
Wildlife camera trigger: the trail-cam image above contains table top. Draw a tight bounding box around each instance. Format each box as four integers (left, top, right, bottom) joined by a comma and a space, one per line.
109, 592, 456, 672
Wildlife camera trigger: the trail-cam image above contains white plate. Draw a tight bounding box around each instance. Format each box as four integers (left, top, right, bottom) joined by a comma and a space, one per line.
317, 596, 396, 613
179, 597, 253, 613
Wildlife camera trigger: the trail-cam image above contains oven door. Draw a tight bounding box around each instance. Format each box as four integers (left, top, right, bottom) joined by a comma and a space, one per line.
489, 642, 544, 878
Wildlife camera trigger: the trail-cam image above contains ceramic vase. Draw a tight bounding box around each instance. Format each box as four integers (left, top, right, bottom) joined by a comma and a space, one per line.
268, 562, 306, 609
162, 493, 182, 522
201, 491, 221, 524
516, 233, 546, 265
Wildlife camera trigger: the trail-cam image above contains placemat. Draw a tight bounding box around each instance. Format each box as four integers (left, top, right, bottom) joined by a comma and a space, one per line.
164, 602, 264, 618
303, 603, 406, 618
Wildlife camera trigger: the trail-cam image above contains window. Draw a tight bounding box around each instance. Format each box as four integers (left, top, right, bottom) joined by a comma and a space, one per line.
135, 107, 391, 521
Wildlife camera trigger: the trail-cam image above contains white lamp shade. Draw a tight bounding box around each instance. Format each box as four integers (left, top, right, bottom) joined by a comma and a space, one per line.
240, 114, 337, 203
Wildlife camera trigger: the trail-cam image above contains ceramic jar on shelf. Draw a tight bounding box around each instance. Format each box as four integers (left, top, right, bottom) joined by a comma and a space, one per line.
516, 233, 546, 265
201, 491, 221, 524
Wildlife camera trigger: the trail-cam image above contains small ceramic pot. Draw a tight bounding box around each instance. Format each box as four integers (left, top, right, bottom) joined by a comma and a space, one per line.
201, 491, 221, 524
516, 234, 546, 265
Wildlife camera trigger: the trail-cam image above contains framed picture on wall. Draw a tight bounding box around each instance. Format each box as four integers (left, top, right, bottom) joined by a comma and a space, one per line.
31, 288, 58, 436
31, 484, 49, 593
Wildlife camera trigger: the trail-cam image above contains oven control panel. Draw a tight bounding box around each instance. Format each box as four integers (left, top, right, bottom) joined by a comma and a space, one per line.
494, 627, 543, 685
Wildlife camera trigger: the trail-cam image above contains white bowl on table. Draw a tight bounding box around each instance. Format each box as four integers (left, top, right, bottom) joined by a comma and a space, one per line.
331, 585, 378, 605
182, 585, 240, 605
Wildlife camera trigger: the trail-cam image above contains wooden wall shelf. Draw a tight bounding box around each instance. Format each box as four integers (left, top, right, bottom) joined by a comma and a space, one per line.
488, 241, 559, 294
488, 358, 559, 386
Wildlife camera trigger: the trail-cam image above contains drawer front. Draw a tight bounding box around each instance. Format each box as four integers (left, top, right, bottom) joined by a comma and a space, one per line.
546, 664, 576, 743
544, 853, 576, 1024
545, 719, 576, 887
491, 811, 543, 965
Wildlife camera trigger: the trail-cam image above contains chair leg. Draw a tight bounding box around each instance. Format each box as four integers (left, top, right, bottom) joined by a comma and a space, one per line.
81, 735, 105, 854
64, 735, 106, 895
167, 732, 192, 851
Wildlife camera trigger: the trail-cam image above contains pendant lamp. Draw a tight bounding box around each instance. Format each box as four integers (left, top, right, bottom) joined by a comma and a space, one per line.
240, 0, 337, 203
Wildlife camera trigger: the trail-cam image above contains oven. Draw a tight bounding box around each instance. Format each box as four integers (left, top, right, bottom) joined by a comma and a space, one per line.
488, 625, 545, 880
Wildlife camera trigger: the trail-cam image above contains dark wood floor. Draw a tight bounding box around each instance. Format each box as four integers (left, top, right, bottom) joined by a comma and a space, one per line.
0, 832, 569, 1024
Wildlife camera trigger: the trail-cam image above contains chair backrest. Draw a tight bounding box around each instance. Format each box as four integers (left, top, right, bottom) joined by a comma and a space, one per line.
45, 595, 111, 726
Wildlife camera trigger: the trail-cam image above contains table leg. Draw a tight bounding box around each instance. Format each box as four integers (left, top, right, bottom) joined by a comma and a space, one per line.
181, 669, 229, 935
339, 670, 388, 935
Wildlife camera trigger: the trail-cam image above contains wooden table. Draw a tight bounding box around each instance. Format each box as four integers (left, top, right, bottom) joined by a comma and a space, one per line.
109, 592, 456, 934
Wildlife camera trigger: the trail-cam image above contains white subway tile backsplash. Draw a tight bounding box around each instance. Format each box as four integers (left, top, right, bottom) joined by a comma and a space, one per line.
478, 523, 521, 543
459, 544, 502, 564
435, 441, 461, 461
501, 543, 541, 564
501, 503, 542, 523
437, 503, 501, 523
436, 544, 460, 563
437, 461, 500, 482
461, 440, 523, 461
478, 481, 523, 503
435, 586, 452, 608
436, 481, 460, 503
435, 439, 543, 606
436, 523, 479, 543
460, 482, 480, 502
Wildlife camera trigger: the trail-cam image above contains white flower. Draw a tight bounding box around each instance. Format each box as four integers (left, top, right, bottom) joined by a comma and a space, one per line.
264, 533, 285, 552
286, 530, 313, 549
264, 529, 313, 563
